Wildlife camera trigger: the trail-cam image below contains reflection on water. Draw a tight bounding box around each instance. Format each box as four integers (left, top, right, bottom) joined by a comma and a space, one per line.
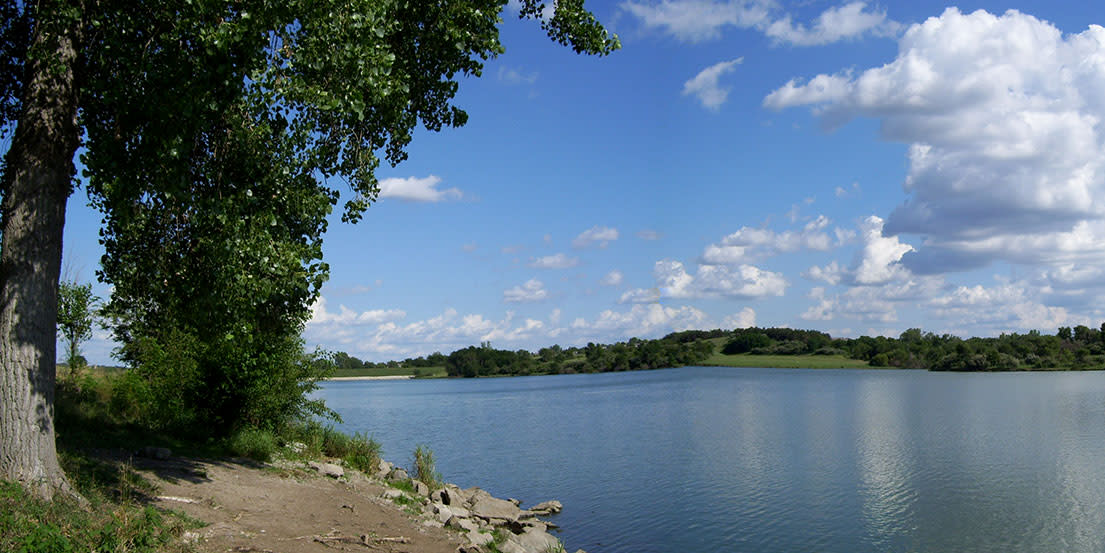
319, 367, 1105, 553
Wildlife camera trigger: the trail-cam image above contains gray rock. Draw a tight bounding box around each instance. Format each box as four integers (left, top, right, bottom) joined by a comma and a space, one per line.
433, 504, 453, 523
380, 488, 402, 499
431, 487, 454, 505
387, 467, 409, 481
509, 528, 561, 553
466, 530, 493, 547
457, 486, 483, 506
457, 545, 484, 553
471, 493, 522, 521
496, 536, 529, 553
448, 505, 472, 518
499, 535, 532, 553
413, 480, 430, 497
376, 459, 393, 477
138, 446, 172, 460
530, 500, 563, 515
446, 516, 480, 533
308, 461, 344, 478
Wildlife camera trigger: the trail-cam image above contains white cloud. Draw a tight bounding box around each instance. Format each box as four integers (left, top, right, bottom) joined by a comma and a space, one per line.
619, 287, 660, 304
683, 58, 743, 110
619, 0, 772, 43
853, 216, 913, 285
803, 260, 845, 286
503, 279, 548, 303
600, 270, 624, 286
835, 181, 861, 198
636, 229, 662, 241
573, 226, 620, 249
378, 175, 462, 202
631, 259, 786, 299
309, 297, 406, 325
723, 307, 756, 329
765, 2, 899, 46
766, 8, 1105, 275
620, 0, 897, 45
799, 275, 947, 324
571, 304, 711, 339
529, 253, 580, 269
702, 215, 836, 264
498, 66, 538, 86
929, 281, 1090, 332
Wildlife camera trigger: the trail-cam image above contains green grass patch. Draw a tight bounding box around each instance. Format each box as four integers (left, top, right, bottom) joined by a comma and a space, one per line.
703, 352, 873, 369
1, 462, 203, 553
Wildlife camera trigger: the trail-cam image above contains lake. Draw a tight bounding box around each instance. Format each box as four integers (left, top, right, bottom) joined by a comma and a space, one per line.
318, 366, 1105, 552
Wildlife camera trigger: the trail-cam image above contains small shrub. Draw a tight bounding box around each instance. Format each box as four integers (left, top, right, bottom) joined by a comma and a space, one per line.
412, 445, 442, 489
342, 433, 381, 474
228, 427, 278, 462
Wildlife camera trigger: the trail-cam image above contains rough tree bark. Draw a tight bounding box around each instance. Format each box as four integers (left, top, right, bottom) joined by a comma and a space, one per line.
0, 13, 81, 500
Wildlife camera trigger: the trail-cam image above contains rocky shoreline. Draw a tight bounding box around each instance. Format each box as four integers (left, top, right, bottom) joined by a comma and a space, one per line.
303, 457, 582, 553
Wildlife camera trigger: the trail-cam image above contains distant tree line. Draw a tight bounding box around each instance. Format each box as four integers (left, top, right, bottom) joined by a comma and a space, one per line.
837, 325, 1105, 371
330, 323, 1105, 377
442, 334, 717, 377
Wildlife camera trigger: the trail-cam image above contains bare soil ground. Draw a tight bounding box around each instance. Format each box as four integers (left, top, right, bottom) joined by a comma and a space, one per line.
127, 455, 464, 553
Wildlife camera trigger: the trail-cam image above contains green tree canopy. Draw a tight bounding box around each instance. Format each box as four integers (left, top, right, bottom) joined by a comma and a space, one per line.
0, 0, 617, 498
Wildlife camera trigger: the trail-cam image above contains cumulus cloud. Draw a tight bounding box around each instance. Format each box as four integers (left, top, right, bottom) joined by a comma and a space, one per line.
683, 58, 743, 110
800, 275, 946, 323
378, 175, 462, 202
600, 270, 625, 286
853, 216, 913, 284
624, 259, 786, 300
573, 226, 620, 249
529, 253, 580, 269
766, 8, 1105, 274
764, 2, 899, 46
619, 287, 660, 304
503, 279, 548, 303
619, 0, 771, 42
571, 304, 711, 339
309, 297, 406, 325
620, 0, 897, 45
929, 281, 1090, 332
723, 307, 757, 329
702, 215, 836, 264
803, 216, 913, 286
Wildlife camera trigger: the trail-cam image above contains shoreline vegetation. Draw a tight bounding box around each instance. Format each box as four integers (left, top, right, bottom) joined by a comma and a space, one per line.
326, 324, 1105, 378
3, 366, 578, 553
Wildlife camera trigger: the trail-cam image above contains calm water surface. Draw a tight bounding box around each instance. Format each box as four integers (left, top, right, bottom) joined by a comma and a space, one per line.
318, 366, 1105, 553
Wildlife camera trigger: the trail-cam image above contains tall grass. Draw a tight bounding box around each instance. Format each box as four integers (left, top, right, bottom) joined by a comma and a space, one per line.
412, 445, 442, 489
278, 421, 381, 473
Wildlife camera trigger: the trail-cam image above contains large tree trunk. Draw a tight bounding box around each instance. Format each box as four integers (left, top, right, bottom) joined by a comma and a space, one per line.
0, 12, 81, 500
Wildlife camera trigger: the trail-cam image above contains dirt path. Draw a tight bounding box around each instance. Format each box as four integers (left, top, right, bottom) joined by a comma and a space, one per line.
130, 456, 464, 553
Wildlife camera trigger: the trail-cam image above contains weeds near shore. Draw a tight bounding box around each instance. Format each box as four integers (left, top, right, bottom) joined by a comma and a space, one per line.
413, 445, 442, 489
1, 456, 202, 553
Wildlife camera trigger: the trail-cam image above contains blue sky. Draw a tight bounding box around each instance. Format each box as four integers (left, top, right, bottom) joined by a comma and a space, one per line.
63, 1, 1105, 363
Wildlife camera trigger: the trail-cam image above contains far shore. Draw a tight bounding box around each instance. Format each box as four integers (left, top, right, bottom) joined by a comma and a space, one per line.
327, 375, 415, 381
